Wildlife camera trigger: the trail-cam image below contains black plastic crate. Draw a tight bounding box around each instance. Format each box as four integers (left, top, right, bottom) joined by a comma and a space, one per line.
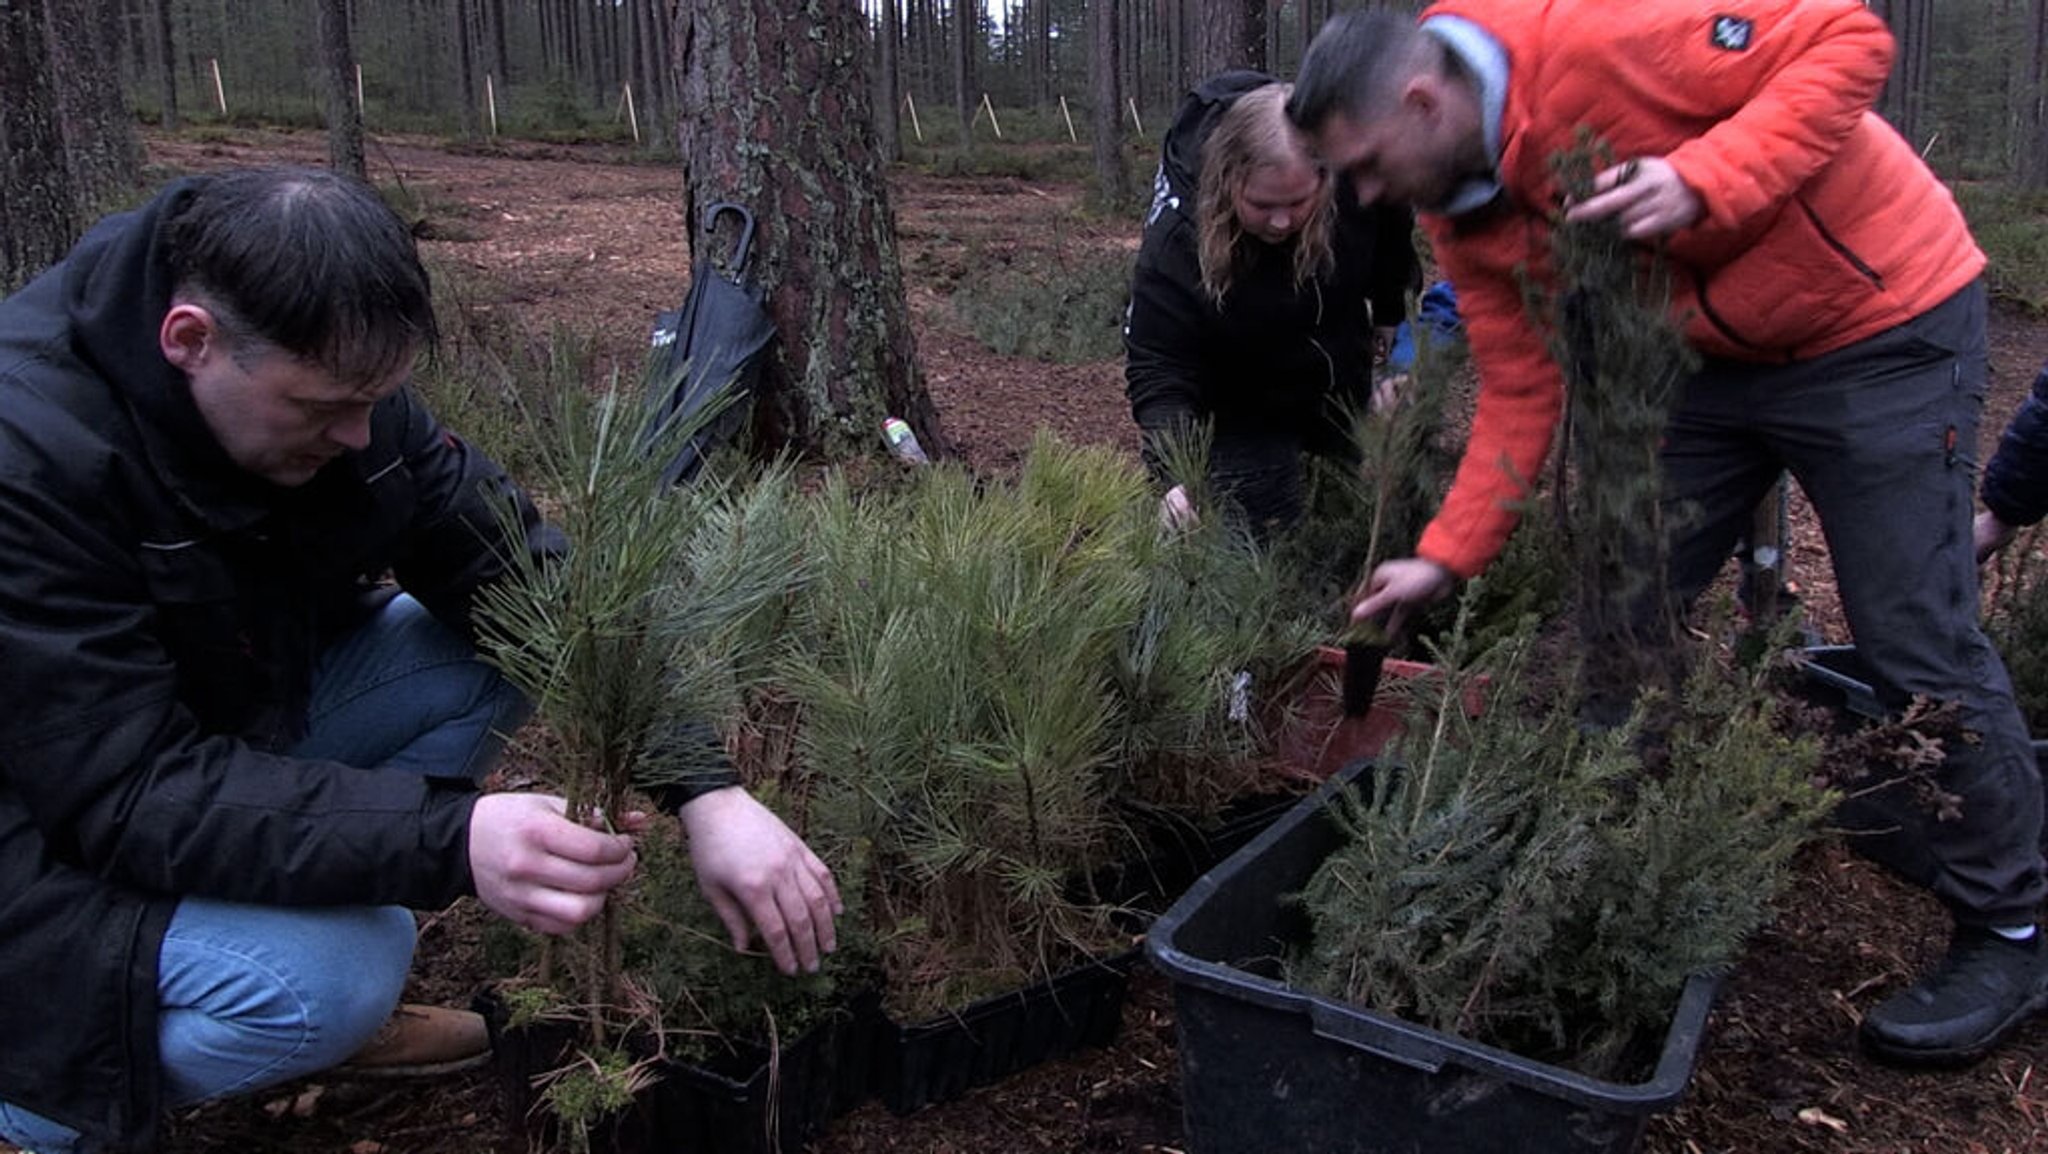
872, 949, 1139, 1116
478, 988, 873, 1153
1797, 643, 2048, 759
1147, 761, 1717, 1154
1089, 794, 1303, 925
1797, 644, 1886, 719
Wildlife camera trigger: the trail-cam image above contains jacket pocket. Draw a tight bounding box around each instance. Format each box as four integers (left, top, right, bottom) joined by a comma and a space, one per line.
1691, 196, 1886, 354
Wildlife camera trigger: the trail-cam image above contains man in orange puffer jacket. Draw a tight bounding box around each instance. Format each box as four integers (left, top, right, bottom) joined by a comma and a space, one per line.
1289, 2, 2046, 1067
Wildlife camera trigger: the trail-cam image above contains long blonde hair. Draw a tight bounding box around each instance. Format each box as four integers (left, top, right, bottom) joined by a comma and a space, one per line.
1195, 83, 1336, 307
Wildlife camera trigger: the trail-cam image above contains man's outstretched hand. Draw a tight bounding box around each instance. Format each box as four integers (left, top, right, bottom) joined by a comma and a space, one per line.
679, 786, 843, 975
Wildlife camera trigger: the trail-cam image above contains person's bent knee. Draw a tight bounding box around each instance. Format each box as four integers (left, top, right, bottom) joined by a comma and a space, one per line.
157, 902, 417, 1105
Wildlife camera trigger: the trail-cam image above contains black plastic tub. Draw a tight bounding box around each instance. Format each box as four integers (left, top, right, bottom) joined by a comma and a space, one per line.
1089, 793, 1304, 925
1798, 644, 1886, 719
1797, 643, 2048, 756
873, 949, 1139, 1116
1146, 761, 1718, 1154
478, 988, 873, 1154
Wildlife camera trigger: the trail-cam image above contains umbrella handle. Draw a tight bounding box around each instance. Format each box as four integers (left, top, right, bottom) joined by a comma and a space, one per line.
699, 202, 755, 279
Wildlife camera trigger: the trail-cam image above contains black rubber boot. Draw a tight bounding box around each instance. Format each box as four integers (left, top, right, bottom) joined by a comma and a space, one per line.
1859, 926, 2048, 1067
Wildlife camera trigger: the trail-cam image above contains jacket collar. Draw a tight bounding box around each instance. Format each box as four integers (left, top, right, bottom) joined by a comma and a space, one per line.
1422, 14, 1510, 218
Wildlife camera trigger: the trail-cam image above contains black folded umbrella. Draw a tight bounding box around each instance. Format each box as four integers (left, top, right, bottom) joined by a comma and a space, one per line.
646, 202, 773, 486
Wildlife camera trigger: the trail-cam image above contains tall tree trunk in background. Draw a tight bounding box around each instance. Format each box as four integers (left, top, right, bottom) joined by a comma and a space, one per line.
2, 0, 76, 292
1091, 0, 1127, 209
488, 0, 509, 82
2026, 0, 2048, 186
1030, 0, 1048, 109
1874, 0, 1934, 145
1167, 0, 1185, 101
317, 0, 367, 179
153, 0, 177, 128
952, 0, 974, 148
1190, 0, 1260, 77
915, 0, 935, 103
41, 0, 141, 221
635, 0, 664, 132
875, 0, 902, 161
675, 0, 946, 460
452, 0, 479, 138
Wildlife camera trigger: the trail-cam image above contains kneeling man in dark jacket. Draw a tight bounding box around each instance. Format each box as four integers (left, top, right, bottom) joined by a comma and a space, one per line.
0, 168, 838, 1154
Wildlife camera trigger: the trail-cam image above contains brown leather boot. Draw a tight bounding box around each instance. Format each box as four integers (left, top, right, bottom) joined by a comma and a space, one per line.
338, 1004, 492, 1077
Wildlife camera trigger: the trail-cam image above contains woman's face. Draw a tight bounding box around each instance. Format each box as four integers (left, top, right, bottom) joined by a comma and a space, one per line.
1231, 157, 1324, 245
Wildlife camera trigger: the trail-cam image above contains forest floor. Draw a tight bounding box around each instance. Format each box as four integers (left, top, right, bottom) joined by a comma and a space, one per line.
23, 128, 2048, 1153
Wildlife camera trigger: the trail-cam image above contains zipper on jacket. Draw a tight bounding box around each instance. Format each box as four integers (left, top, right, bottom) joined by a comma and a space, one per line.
1799, 199, 1885, 289
1309, 336, 1337, 397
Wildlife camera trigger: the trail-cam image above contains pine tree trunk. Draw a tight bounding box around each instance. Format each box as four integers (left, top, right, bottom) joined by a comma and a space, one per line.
2026, 0, 2048, 186
1090, 0, 1126, 208
153, 0, 178, 128
875, 0, 902, 161
1, 0, 76, 292
952, 0, 974, 148
676, 0, 947, 460
318, 0, 366, 179
1874, 0, 1933, 144
41, 0, 142, 219
452, 0, 479, 138
488, 0, 509, 82
634, 0, 664, 131
1189, 0, 1259, 78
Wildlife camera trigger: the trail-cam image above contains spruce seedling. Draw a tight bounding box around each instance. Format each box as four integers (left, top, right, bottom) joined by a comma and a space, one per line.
1532, 134, 1701, 728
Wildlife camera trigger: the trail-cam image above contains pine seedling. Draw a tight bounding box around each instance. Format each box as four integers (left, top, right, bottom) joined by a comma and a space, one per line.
1331, 290, 1463, 650
474, 357, 807, 1042
1115, 422, 1325, 813
787, 439, 1147, 1016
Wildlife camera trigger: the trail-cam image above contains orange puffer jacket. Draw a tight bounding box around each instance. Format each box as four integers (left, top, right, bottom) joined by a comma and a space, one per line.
1414, 0, 1984, 579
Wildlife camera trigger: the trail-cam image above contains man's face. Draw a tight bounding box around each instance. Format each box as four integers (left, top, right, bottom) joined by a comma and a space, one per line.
164, 304, 410, 487
1311, 107, 1465, 213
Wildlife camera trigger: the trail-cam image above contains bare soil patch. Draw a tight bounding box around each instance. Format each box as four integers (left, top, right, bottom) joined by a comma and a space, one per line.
60, 129, 2048, 1154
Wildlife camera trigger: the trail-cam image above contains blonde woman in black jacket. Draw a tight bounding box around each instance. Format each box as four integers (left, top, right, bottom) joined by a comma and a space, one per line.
1125, 71, 1419, 538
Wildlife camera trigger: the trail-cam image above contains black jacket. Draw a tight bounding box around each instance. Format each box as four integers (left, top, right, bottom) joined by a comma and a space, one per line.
1984, 364, 2048, 531
0, 182, 560, 1151
1124, 71, 1420, 474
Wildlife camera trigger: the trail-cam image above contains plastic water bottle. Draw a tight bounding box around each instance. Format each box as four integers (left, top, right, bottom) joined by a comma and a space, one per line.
882, 417, 929, 465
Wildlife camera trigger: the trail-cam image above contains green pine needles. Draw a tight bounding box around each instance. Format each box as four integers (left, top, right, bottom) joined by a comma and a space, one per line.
473, 362, 809, 1044
787, 432, 1315, 1018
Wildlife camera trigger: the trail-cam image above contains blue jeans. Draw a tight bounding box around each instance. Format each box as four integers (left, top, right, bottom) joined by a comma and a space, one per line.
0, 594, 526, 1153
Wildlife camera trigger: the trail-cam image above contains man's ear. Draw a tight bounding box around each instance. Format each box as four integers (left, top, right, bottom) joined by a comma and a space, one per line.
159, 302, 220, 373
1401, 74, 1443, 122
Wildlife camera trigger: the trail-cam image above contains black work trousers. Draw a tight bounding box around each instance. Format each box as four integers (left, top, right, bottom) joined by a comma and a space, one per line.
1661, 281, 2043, 925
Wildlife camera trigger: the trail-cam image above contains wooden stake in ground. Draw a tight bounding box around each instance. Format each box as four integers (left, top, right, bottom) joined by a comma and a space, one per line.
981, 93, 1002, 139
484, 73, 498, 137
903, 90, 924, 143
209, 58, 227, 115
623, 84, 640, 144
1127, 96, 1144, 137
1058, 94, 1077, 143
354, 64, 363, 113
